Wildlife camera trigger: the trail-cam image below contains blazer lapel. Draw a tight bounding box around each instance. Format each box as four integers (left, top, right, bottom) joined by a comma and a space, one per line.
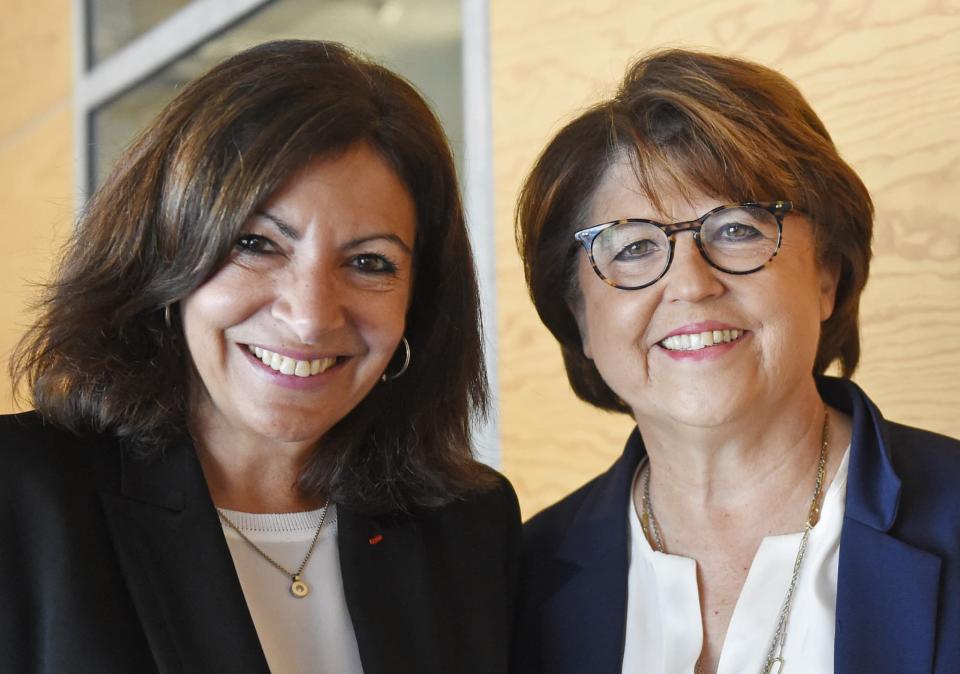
337, 506, 445, 674
539, 429, 644, 674
100, 443, 270, 674
823, 378, 942, 674
835, 520, 940, 673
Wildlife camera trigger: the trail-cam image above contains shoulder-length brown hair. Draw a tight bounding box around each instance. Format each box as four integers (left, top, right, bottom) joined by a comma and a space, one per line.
11, 39, 494, 512
516, 49, 874, 413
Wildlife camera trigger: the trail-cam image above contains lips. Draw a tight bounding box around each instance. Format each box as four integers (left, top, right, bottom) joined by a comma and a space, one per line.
246, 345, 338, 377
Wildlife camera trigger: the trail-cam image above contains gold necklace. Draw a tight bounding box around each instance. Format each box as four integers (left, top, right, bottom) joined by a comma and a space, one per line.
217, 500, 330, 598
640, 408, 829, 674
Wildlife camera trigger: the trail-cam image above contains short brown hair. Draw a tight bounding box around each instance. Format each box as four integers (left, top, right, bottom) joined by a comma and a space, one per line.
11, 40, 494, 512
516, 49, 873, 413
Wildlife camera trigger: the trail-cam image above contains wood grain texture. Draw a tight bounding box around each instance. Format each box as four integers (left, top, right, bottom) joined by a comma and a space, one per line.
491, 0, 960, 517
0, 0, 73, 139
0, 1, 74, 413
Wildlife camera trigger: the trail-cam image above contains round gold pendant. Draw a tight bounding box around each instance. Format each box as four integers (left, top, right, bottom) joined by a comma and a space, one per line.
290, 576, 310, 598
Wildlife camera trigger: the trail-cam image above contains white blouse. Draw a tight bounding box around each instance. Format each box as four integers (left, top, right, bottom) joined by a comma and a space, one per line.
219, 504, 365, 674
622, 448, 850, 674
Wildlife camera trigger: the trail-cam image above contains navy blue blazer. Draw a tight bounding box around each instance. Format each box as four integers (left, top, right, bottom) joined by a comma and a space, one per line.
515, 377, 960, 673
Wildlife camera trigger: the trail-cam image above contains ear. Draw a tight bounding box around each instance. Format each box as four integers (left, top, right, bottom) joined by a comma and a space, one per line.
818, 258, 841, 322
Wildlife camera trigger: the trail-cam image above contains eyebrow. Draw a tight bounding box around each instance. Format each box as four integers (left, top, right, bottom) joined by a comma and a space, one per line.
255, 210, 300, 241
255, 210, 413, 255
343, 234, 413, 256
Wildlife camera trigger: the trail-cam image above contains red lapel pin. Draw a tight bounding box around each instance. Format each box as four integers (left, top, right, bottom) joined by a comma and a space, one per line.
368, 534, 384, 545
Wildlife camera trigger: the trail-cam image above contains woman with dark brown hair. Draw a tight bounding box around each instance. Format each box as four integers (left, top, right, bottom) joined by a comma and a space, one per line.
1, 40, 519, 674
513, 49, 960, 674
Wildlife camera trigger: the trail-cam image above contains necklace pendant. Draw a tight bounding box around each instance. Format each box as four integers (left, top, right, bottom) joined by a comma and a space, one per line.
764, 657, 784, 674
290, 575, 310, 598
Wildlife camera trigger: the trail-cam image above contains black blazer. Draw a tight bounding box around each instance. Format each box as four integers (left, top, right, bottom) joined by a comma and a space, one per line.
514, 377, 960, 673
0, 412, 521, 674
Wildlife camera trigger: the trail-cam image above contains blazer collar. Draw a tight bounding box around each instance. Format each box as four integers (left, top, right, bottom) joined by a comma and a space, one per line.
817, 376, 902, 531
542, 428, 645, 674
337, 506, 447, 674
100, 440, 270, 674
818, 377, 941, 673
104, 440, 457, 674
556, 427, 645, 566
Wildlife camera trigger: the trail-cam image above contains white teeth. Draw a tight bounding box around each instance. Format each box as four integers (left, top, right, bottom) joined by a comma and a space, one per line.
247, 345, 337, 377
660, 329, 744, 351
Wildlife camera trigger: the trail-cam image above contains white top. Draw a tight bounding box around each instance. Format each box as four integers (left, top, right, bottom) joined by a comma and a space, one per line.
622, 447, 850, 674
219, 504, 365, 674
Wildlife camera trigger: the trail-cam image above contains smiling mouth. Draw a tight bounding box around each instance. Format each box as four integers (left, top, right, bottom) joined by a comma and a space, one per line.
247, 345, 338, 377
659, 328, 744, 352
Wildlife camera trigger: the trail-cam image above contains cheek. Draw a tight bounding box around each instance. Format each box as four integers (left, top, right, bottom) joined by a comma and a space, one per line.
355, 284, 412, 346
181, 271, 263, 365
185, 267, 265, 328
578, 282, 657, 368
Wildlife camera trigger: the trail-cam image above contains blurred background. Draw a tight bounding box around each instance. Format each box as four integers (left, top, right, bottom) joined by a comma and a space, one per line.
3, 0, 959, 517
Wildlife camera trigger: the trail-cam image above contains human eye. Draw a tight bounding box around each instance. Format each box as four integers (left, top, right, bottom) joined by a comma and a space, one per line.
613, 238, 660, 261
714, 222, 762, 241
704, 207, 779, 246
234, 233, 278, 255
351, 252, 399, 275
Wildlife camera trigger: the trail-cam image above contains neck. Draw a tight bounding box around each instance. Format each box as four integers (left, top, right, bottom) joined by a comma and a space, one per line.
635, 381, 847, 537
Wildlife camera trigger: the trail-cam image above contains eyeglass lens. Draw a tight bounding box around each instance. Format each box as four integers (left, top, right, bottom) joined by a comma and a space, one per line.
591, 205, 780, 288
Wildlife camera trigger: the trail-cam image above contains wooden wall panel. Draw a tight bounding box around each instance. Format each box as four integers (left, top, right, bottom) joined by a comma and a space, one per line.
0, 0, 73, 138
491, 0, 960, 517
0, 0, 74, 412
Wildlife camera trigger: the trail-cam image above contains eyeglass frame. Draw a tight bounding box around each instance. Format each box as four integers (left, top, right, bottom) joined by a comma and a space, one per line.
572, 200, 792, 290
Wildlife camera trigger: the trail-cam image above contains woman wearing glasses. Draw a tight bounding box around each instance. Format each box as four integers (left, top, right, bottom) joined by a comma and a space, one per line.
513, 49, 960, 674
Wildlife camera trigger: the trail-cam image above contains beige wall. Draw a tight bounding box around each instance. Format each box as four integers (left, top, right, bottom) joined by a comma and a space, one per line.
1, 0, 74, 411
491, 0, 960, 517
3, 2, 958, 521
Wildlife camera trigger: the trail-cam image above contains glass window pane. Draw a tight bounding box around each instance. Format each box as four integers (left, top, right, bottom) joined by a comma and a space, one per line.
89, 0, 462, 191
87, 0, 198, 66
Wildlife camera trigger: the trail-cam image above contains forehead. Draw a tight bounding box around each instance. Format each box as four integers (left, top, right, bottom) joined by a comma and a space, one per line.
586, 159, 724, 226
262, 143, 416, 242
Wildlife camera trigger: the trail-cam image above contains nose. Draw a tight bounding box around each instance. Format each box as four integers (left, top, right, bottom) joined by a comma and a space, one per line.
662, 232, 724, 303
271, 266, 346, 344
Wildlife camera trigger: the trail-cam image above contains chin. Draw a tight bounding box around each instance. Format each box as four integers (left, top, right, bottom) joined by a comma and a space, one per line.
241, 409, 333, 446
631, 388, 746, 430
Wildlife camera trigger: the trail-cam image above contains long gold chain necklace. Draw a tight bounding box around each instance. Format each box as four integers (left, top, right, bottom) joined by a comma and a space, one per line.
640, 408, 829, 674
217, 499, 330, 599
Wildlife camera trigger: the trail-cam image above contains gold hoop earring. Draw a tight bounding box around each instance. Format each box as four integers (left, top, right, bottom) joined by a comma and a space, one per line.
381, 336, 411, 382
